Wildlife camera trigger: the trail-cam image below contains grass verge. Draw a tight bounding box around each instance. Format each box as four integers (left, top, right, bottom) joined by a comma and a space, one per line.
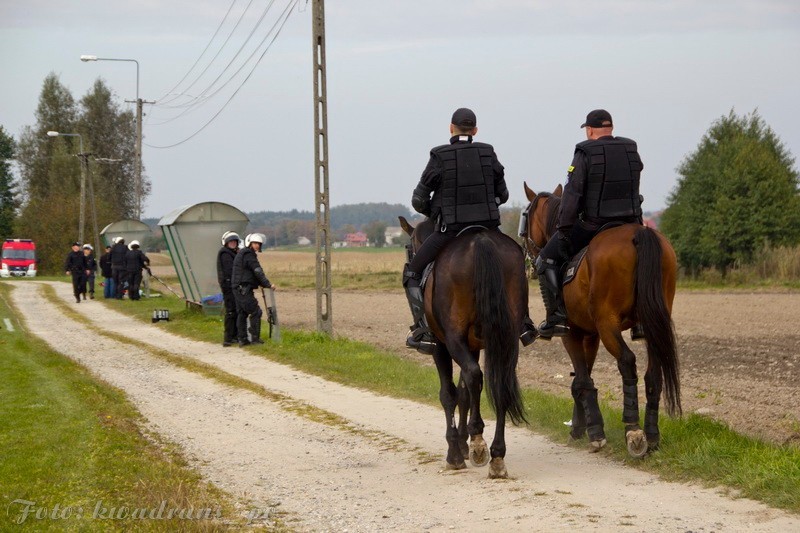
90, 285, 800, 514
0, 283, 272, 531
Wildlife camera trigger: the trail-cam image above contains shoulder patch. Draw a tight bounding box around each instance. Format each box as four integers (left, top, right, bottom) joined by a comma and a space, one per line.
567, 165, 575, 173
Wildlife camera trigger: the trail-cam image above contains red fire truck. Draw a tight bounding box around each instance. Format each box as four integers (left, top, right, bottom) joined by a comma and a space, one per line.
1, 239, 38, 277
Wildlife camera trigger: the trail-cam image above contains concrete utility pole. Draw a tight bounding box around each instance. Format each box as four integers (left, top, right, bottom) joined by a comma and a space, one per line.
312, 0, 332, 335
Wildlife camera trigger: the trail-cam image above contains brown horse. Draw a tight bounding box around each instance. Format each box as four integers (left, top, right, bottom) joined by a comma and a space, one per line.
522, 183, 681, 456
399, 216, 528, 478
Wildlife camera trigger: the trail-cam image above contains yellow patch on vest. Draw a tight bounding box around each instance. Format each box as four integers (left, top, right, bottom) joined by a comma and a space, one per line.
567, 165, 575, 173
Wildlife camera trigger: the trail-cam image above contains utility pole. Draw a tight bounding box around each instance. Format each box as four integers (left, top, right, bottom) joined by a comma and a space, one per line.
78, 152, 87, 245
85, 158, 101, 255
312, 0, 332, 335
127, 97, 155, 220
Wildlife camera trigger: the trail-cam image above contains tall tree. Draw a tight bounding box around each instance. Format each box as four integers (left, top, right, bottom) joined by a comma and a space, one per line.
661, 110, 800, 272
364, 220, 387, 248
0, 125, 18, 239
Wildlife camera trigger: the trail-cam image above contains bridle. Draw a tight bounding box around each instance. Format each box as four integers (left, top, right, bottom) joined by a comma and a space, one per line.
522, 192, 558, 260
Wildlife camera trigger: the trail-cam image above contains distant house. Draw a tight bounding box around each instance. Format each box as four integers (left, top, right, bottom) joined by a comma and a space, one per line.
297, 236, 312, 246
384, 226, 403, 246
642, 210, 663, 229
345, 231, 368, 247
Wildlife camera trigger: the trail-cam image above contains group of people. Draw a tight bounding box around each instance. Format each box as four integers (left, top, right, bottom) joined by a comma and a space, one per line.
403, 107, 644, 351
64, 238, 150, 303
216, 232, 276, 347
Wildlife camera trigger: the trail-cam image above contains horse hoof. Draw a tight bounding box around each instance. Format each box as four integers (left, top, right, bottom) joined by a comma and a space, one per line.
445, 460, 466, 471
588, 438, 607, 453
626, 429, 648, 458
646, 434, 660, 451
469, 435, 490, 467
459, 440, 470, 459
569, 427, 587, 441
488, 457, 508, 479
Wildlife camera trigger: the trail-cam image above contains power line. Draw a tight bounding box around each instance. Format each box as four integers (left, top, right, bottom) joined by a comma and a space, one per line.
144, 0, 298, 149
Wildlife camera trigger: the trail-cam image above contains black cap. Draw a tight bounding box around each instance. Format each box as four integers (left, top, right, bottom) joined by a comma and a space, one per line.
71, 241, 80, 247
451, 107, 477, 129
580, 109, 613, 128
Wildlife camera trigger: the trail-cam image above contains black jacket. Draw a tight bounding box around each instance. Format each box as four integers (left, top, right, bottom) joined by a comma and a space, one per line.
125, 248, 149, 273
110, 242, 128, 267
99, 252, 113, 278
231, 247, 271, 288
217, 246, 237, 291
85, 254, 97, 274
64, 250, 87, 273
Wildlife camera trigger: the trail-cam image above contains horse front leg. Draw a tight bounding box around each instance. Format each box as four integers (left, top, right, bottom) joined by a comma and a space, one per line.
432, 343, 465, 469
563, 331, 601, 441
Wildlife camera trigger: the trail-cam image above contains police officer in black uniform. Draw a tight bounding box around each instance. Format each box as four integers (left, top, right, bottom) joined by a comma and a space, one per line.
231, 234, 275, 346
125, 240, 150, 301
110, 237, 128, 299
403, 107, 513, 353
64, 242, 89, 303
216, 231, 241, 347
82, 244, 97, 300
536, 109, 644, 339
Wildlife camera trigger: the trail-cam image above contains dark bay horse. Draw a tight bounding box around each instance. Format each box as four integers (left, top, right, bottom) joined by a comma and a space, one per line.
399, 216, 527, 478
522, 183, 681, 457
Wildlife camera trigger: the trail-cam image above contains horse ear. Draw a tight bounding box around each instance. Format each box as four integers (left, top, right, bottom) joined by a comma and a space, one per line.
523, 182, 536, 202
553, 184, 563, 197
398, 216, 415, 236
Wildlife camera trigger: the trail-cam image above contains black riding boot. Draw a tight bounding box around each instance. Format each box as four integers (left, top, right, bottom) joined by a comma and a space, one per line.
537, 265, 569, 339
249, 314, 264, 344
403, 284, 436, 355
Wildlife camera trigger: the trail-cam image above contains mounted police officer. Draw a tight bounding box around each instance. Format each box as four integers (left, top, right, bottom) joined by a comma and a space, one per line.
403, 107, 538, 353
217, 231, 241, 347
64, 242, 89, 303
110, 236, 128, 299
537, 109, 644, 339
231, 233, 275, 347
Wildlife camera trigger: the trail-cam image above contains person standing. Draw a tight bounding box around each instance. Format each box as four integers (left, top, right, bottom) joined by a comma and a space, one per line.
99, 245, 114, 298
124, 240, 150, 301
110, 237, 128, 299
217, 231, 241, 347
536, 109, 644, 339
64, 242, 89, 304
82, 244, 97, 300
231, 234, 275, 346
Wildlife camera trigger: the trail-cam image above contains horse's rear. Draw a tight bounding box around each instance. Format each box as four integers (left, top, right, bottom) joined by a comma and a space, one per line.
425, 229, 528, 478
565, 223, 680, 455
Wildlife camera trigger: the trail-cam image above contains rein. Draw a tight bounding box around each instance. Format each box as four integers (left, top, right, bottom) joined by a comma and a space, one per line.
523, 192, 560, 259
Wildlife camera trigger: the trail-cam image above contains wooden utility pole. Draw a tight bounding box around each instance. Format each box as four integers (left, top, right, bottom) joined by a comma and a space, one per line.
312, 0, 332, 335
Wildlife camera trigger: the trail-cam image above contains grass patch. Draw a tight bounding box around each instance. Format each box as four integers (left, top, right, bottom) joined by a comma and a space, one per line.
95, 286, 800, 514
0, 283, 275, 531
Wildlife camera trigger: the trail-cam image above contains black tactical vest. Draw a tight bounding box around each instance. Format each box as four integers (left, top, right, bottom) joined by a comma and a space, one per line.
575, 137, 643, 219
432, 141, 500, 226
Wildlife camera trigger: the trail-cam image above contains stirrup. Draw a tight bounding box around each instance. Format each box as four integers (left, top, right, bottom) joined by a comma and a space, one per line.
406, 326, 436, 355
520, 319, 538, 346
537, 319, 569, 340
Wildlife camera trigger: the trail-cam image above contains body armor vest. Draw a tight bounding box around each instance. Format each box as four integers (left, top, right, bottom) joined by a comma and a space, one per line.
575, 137, 643, 219
432, 141, 500, 227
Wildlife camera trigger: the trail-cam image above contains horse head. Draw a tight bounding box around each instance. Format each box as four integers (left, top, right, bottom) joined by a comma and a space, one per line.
398, 216, 435, 254
522, 182, 562, 258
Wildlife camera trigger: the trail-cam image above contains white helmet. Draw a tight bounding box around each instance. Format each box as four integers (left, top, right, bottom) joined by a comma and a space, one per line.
112, 236, 120, 244
221, 231, 240, 246
244, 233, 264, 248
82, 244, 93, 251
129, 240, 140, 249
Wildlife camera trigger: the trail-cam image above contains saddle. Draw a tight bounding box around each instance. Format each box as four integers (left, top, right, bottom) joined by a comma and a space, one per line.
562, 221, 626, 286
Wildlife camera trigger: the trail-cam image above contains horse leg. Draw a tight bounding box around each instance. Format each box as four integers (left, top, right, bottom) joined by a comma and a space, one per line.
563, 332, 600, 440
432, 343, 465, 469
597, 323, 647, 458
456, 374, 470, 459
449, 343, 489, 469
644, 362, 663, 450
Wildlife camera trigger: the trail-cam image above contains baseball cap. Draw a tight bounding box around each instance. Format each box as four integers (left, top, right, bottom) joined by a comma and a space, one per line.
580, 109, 613, 128
71, 241, 80, 247
451, 108, 477, 128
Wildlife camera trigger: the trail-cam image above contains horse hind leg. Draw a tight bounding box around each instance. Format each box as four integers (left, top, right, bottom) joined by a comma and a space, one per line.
456, 374, 470, 459
644, 364, 663, 450
433, 344, 466, 469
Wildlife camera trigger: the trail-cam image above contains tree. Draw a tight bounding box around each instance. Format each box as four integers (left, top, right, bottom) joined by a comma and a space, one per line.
661, 110, 800, 272
0, 126, 18, 239
364, 220, 387, 248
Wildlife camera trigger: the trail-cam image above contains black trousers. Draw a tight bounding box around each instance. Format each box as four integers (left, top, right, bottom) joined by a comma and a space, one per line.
222, 288, 238, 342
71, 272, 86, 298
233, 286, 262, 342
112, 266, 127, 299
128, 271, 142, 300
407, 231, 453, 282
85, 273, 95, 295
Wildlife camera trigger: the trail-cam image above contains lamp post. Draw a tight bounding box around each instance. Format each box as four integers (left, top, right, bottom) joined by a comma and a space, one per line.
80, 54, 145, 220
47, 131, 100, 248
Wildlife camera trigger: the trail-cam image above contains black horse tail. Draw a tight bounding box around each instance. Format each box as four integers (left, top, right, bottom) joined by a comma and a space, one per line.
634, 226, 682, 416
473, 234, 527, 425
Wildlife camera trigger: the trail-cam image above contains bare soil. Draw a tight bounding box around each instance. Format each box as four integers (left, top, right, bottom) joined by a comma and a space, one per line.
9, 281, 800, 532
273, 289, 800, 446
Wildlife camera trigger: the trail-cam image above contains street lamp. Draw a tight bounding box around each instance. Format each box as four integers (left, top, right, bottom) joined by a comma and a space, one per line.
80, 54, 145, 220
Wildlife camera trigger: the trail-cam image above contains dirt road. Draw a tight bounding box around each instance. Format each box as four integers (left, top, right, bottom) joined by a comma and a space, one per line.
8, 281, 799, 531
273, 289, 800, 445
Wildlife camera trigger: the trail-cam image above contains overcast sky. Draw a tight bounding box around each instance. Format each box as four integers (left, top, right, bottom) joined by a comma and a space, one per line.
1, 1, 798, 219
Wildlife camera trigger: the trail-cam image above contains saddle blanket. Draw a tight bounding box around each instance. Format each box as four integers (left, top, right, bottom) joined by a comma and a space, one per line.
563, 247, 588, 286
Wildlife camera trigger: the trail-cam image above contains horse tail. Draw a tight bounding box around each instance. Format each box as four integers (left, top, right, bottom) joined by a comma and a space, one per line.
473, 234, 527, 425
634, 226, 682, 416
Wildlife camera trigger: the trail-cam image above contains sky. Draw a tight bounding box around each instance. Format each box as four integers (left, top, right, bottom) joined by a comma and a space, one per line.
1, 0, 798, 220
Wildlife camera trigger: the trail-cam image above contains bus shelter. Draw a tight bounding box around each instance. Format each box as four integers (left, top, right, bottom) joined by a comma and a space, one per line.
158, 202, 249, 313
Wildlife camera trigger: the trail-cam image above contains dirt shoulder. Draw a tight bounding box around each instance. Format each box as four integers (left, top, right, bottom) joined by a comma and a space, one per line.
7, 281, 799, 531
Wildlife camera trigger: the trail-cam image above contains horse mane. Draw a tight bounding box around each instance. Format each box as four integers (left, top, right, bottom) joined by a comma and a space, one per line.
532, 192, 561, 239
